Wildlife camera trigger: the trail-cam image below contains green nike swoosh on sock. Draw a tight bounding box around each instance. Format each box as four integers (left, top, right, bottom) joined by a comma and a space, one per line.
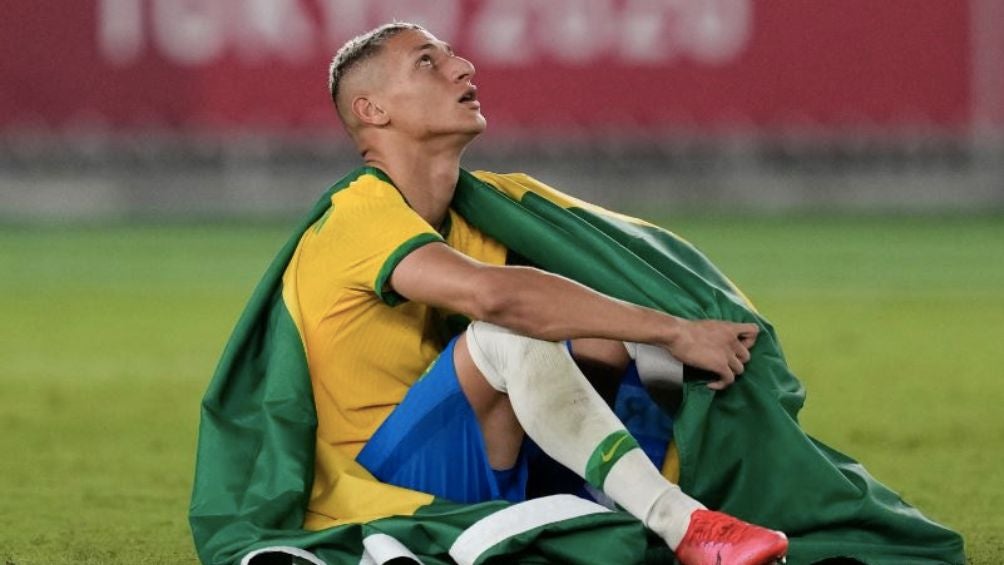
585, 430, 640, 489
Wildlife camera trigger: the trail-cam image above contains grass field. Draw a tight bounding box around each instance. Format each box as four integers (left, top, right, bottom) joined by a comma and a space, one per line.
1, 215, 1002, 564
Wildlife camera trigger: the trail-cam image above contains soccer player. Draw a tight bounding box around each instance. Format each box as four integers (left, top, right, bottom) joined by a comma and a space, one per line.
289, 22, 789, 564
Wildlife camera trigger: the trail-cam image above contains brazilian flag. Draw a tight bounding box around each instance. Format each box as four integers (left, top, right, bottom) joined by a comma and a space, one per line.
189, 167, 964, 564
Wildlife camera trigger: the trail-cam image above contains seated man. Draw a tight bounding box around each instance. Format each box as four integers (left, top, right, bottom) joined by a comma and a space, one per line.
285, 22, 787, 565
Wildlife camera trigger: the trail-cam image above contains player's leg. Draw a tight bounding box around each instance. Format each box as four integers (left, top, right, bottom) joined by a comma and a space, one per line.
457, 321, 788, 565
450, 335, 648, 471
450, 335, 524, 470
457, 336, 647, 464
456, 326, 699, 546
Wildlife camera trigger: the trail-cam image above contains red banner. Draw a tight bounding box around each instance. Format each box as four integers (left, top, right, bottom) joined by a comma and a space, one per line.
0, 0, 976, 135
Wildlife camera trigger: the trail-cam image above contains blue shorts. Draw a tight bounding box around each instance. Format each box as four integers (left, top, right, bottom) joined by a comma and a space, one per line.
355, 335, 530, 503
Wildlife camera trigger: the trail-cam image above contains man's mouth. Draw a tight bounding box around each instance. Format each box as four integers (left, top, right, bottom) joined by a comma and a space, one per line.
458, 86, 479, 106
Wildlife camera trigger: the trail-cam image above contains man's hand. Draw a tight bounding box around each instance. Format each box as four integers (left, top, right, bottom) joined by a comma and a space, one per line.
662, 320, 759, 390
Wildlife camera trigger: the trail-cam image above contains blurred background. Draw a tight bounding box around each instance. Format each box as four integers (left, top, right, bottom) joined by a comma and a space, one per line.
2, 1, 1003, 563
2, 0, 1002, 220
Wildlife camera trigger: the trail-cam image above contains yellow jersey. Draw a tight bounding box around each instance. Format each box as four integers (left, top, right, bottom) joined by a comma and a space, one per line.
282, 168, 507, 460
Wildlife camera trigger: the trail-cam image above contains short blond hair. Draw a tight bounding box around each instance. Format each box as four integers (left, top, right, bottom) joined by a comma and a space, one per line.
328, 22, 425, 114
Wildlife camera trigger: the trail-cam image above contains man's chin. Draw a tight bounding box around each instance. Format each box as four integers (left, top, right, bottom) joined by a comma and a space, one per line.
427, 118, 486, 143
467, 114, 487, 134
452, 120, 488, 140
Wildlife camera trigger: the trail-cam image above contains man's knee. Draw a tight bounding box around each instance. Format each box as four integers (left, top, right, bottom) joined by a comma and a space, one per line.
464, 321, 568, 393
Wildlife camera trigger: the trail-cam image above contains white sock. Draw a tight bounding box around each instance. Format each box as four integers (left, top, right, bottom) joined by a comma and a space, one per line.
624, 342, 684, 388
466, 322, 704, 548
604, 449, 705, 549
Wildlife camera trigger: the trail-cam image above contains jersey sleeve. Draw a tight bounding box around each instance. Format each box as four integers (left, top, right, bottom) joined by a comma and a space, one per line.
312, 188, 444, 306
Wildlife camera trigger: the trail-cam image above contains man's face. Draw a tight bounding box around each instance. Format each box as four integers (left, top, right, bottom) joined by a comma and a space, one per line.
373, 29, 486, 140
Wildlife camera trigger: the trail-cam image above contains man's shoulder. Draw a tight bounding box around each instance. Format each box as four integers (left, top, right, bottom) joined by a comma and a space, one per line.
305, 168, 418, 235
329, 168, 404, 207
295, 174, 425, 257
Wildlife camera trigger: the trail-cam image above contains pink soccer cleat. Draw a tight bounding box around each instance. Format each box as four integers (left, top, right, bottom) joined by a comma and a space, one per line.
675, 509, 789, 565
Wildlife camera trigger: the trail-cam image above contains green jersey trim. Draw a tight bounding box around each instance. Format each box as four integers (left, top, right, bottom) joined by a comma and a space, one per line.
374, 232, 445, 306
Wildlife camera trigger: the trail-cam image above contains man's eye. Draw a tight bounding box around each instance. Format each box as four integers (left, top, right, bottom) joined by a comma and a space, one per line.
418, 54, 433, 66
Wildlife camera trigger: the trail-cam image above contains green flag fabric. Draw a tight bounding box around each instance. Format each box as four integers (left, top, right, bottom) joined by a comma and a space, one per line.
189, 167, 964, 564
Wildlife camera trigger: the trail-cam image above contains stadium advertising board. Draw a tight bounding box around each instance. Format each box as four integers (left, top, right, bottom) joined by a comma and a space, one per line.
0, 0, 974, 134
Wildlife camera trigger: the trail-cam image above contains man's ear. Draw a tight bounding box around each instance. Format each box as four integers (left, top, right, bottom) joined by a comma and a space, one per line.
352, 96, 389, 127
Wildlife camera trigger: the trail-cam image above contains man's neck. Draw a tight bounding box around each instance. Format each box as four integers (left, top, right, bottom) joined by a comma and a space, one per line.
364, 138, 468, 231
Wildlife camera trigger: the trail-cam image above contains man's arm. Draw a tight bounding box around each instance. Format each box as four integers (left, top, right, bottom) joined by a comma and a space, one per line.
390, 242, 758, 385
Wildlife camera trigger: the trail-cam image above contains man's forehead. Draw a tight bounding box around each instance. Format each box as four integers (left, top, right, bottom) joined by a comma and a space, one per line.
384, 29, 449, 56
339, 28, 448, 95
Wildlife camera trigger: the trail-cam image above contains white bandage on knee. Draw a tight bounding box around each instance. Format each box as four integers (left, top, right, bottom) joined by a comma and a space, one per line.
464, 322, 703, 548
625, 342, 684, 388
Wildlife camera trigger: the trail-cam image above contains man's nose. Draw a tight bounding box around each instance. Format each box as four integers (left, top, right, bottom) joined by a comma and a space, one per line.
453, 56, 476, 82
